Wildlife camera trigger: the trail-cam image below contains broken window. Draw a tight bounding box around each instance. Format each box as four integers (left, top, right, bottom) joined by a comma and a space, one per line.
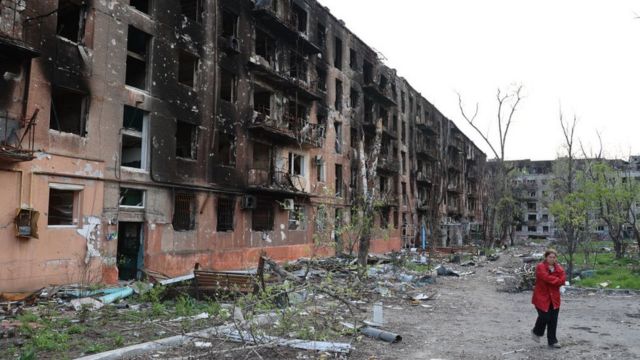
222, 10, 238, 38
176, 121, 197, 160
254, 88, 272, 115
380, 208, 389, 228
543, 226, 549, 232
253, 143, 271, 171
288, 153, 305, 176
364, 97, 373, 123
315, 206, 326, 231
178, 50, 198, 88
316, 67, 326, 92
350, 127, 358, 149
48, 186, 80, 226
291, 3, 307, 34
335, 79, 343, 111
401, 152, 406, 174
334, 121, 342, 154
350, 88, 359, 108
350, 165, 357, 188
401, 121, 406, 143
528, 226, 537, 232
392, 114, 398, 132
126, 26, 151, 90
335, 164, 343, 197
121, 106, 148, 169
289, 52, 307, 81
130, 0, 151, 14
119, 188, 145, 208
349, 48, 357, 70
542, 214, 549, 221
173, 192, 195, 231
216, 197, 234, 232
401, 91, 406, 112
252, 198, 274, 231
181, 0, 204, 23
220, 69, 237, 102
255, 29, 276, 63
393, 210, 398, 229
527, 202, 536, 211
288, 204, 306, 230
379, 176, 387, 194
216, 132, 236, 166
528, 214, 537, 221
379, 75, 387, 90
316, 22, 326, 47
334, 37, 342, 70
363, 60, 373, 84
56, 0, 84, 43
50, 86, 87, 136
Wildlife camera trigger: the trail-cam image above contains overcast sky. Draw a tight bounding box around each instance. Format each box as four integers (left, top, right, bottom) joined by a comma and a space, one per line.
317, 0, 640, 161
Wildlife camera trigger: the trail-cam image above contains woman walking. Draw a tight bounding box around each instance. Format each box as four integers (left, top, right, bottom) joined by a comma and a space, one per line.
531, 249, 566, 348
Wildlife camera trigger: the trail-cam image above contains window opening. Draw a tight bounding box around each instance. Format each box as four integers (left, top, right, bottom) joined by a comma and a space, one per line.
217, 132, 236, 166
252, 198, 274, 231
334, 37, 342, 70
119, 188, 144, 208
176, 121, 197, 159
288, 204, 306, 230
335, 79, 342, 111
220, 69, 237, 102
121, 106, 147, 169
335, 164, 343, 197
48, 188, 78, 226
181, 0, 204, 22
130, 0, 150, 14
50, 86, 87, 136
126, 26, 151, 90
56, 0, 84, 43
178, 50, 198, 88
173, 192, 195, 231
217, 197, 235, 231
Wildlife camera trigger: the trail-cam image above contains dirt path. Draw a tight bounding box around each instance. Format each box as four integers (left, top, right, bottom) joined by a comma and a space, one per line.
353, 251, 640, 360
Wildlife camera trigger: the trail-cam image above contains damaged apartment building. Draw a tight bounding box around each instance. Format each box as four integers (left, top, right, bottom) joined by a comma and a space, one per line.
0, 0, 485, 292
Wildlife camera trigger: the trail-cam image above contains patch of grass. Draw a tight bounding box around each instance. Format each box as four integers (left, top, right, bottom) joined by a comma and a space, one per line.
403, 261, 431, 273
150, 302, 167, 317
17, 311, 40, 324
175, 295, 197, 316
112, 333, 125, 347
31, 329, 70, 351
66, 324, 86, 335
84, 343, 108, 354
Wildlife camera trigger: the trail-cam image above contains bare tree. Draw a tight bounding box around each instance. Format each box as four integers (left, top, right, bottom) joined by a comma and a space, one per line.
457, 85, 524, 246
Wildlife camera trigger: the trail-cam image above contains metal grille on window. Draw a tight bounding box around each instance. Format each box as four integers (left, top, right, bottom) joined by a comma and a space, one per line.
217, 197, 234, 232
173, 192, 195, 231
252, 198, 274, 231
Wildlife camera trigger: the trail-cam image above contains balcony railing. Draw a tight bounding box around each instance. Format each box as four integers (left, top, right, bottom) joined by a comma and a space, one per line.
250, 110, 324, 148
363, 80, 397, 107
374, 190, 399, 207
248, 55, 321, 101
252, 4, 321, 54
416, 116, 438, 134
416, 138, 438, 159
377, 153, 400, 173
416, 169, 432, 183
247, 168, 307, 194
0, 110, 38, 163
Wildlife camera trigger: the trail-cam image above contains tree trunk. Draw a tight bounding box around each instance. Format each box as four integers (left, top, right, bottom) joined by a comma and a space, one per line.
612, 235, 623, 259
357, 228, 372, 266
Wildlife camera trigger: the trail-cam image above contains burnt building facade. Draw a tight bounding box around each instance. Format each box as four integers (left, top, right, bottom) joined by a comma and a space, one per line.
0, 0, 485, 292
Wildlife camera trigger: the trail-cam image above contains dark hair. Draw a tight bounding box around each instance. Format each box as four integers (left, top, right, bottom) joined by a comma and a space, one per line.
544, 249, 558, 258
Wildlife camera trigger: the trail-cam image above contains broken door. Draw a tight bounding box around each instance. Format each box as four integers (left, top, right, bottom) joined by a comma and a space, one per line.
117, 222, 143, 280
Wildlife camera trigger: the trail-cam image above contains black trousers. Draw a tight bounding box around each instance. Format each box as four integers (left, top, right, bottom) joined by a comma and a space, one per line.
533, 304, 559, 345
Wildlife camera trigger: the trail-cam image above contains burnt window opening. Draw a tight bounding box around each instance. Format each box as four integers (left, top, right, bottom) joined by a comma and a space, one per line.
335, 164, 343, 197
175, 121, 197, 160
543, 226, 549, 232
363, 60, 373, 84
222, 10, 239, 38
334, 79, 343, 111
349, 88, 359, 109
48, 188, 79, 226
252, 198, 274, 231
254, 88, 272, 116
126, 26, 151, 90
181, 0, 204, 23
119, 188, 145, 208
316, 158, 325, 182
349, 49, 357, 70
334, 207, 343, 232
401, 121, 406, 143
121, 106, 148, 169
316, 22, 326, 47
350, 127, 358, 149
392, 114, 398, 132
173, 192, 195, 231
316, 67, 326, 92
255, 29, 276, 63
380, 208, 389, 228
334, 121, 342, 154
178, 50, 198, 88
364, 97, 373, 123
217, 132, 236, 166
401, 91, 406, 112
288, 204, 306, 230
380, 107, 388, 128
56, 0, 85, 43
270, 0, 278, 13
528, 214, 537, 221
291, 3, 307, 34
393, 210, 398, 229
286, 101, 307, 126
401, 151, 406, 174
379, 75, 388, 90
288, 152, 305, 176
130, 0, 151, 14
334, 37, 342, 70
50, 86, 87, 136
379, 176, 387, 194
289, 52, 307, 81
528, 226, 537, 232
315, 206, 326, 231
216, 197, 235, 232
252, 143, 271, 171
402, 182, 408, 205
350, 165, 357, 188
220, 69, 237, 102
542, 214, 549, 221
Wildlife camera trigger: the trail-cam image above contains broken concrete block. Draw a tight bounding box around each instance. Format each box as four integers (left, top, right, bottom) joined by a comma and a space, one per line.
70, 297, 104, 311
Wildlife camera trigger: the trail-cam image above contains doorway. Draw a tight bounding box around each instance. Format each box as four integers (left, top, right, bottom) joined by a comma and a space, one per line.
117, 222, 143, 280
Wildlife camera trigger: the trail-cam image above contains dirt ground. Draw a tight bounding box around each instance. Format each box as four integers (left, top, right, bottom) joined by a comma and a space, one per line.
351, 251, 640, 360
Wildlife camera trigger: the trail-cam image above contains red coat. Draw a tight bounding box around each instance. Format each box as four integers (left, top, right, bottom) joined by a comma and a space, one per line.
531, 261, 566, 311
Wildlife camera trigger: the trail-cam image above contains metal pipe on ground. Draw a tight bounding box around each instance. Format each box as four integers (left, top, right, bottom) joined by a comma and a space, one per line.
361, 327, 402, 343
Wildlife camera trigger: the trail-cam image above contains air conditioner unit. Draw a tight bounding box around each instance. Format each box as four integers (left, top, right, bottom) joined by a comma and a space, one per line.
241, 195, 257, 210
280, 198, 295, 211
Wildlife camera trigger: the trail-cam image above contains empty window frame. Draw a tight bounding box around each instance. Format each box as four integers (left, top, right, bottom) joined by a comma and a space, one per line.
173, 192, 195, 231
316, 66, 326, 92
542, 214, 549, 221
288, 204, 306, 230
401, 121, 406, 143
176, 121, 197, 159
126, 26, 151, 90
349, 48, 357, 70
289, 153, 305, 176
401, 152, 406, 174
363, 60, 373, 84
181, 0, 204, 22
334, 121, 342, 154
217, 132, 236, 166
334, 79, 343, 111
178, 50, 198, 88
252, 198, 274, 231
130, 0, 151, 14
334, 37, 342, 70
222, 10, 239, 38
121, 106, 148, 169
402, 182, 407, 205
543, 226, 549, 232
216, 197, 234, 232
255, 29, 276, 63
220, 69, 237, 102
316, 22, 326, 47
335, 164, 343, 197
291, 3, 307, 34
56, 0, 85, 43
48, 186, 81, 226
527, 226, 537, 232
119, 188, 145, 208
350, 87, 359, 108
316, 158, 325, 182
50, 86, 87, 136
528, 214, 537, 221
289, 52, 307, 81
527, 202, 536, 211
315, 206, 326, 231
350, 127, 358, 149
254, 88, 272, 115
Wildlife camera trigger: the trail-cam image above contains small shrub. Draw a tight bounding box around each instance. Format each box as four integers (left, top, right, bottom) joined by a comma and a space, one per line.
175, 295, 196, 316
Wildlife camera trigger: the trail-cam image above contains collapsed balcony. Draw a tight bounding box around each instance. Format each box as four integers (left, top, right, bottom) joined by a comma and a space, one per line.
377, 153, 400, 174
416, 116, 438, 135
247, 168, 308, 196
248, 55, 322, 101
252, 1, 321, 55
0, 112, 38, 162
448, 132, 464, 151
362, 62, 397, 107
415, 168, 433, 184
416, 137, 438, 160
249, 109, 325, 148
374, 189, 399, 208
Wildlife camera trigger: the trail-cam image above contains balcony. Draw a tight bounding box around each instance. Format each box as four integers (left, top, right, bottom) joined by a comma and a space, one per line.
249, 110, 324, 148
248, 55, 322, 101
416, 169, 432, 184
448, 133, 464, 151
447, 202, 461, 215
416, 116, 438, 134
363, 81, 397, 108
377, 153, 400, 174
416, 139, 438, 160
374, 190, 399, 208
0, 110, 38, 163
252, 5, 321, 55
447, 182, 462, 193
417, 198, 429, 211
247, 168, 308, 196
